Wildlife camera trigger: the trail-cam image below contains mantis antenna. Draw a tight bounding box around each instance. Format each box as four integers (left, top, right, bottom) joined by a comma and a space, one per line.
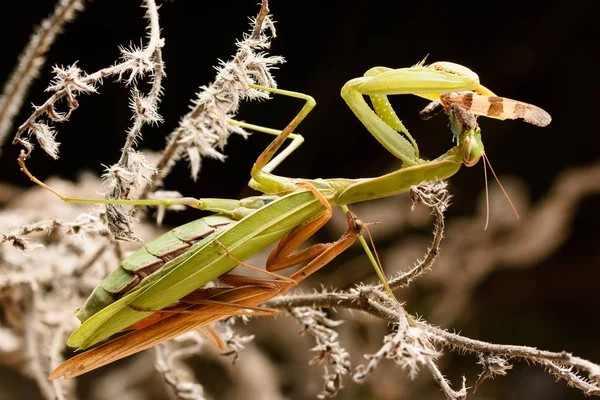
482, 152, 520, 230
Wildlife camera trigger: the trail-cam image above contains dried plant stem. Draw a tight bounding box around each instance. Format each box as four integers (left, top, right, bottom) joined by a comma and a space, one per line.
265, 180, 600, 397
389, 181, 449, 289
145, 0, 281, 187
426, 359, 467, 400
13, 0, 163, 158
287, 307, 351, 398
137, 127, 184, 200
421, 326, 600, 383
155, 338, 207, 400
0, 0, 85, 152
115, 0, 164, 167
24, 287, 55, 400
266, 276, 600, 395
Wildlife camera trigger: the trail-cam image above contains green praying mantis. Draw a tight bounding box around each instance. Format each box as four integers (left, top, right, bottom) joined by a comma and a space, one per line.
16, 61, 550, 379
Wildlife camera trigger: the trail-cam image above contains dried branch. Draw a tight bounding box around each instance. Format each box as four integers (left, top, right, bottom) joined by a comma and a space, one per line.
389, 180, 449, 289
265, 174, 600, 398
353, 324, 441, 383
427, 359, 467, 400
266, 260, 600, 397
155, 334, 207, 400
145, 0, 282, 188
473, 353, 512, 392
0, 0, 85, 152
8, 0, 165, 241
12, 0, 163, 158
0, 211, 110, 253
287, 307, 351, 399
100, 0, 166, 241
420, 326, 600, 389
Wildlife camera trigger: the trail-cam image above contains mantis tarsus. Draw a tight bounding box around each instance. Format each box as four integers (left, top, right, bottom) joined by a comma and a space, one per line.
17, 61, 550, 379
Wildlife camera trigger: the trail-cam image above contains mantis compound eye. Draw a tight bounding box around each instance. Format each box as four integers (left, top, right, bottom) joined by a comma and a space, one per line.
353, 218, 366, 234
346, 211, 366, 234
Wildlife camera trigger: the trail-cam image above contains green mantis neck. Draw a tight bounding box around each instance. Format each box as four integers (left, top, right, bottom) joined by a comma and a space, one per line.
248, 144, 463, 207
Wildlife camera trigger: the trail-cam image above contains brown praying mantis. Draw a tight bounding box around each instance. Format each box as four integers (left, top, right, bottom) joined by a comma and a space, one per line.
16, 60, 550, 379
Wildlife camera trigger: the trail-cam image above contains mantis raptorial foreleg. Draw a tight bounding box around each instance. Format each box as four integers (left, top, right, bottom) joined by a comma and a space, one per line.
339, 62, 482, 166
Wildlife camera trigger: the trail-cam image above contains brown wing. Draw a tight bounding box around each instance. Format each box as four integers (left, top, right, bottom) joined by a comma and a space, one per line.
48, 308, 223, 379
442, 92, 552, 127
48, 285, 282, 379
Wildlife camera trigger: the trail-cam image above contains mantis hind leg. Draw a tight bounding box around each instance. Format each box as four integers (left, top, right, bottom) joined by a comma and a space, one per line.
18, 151, 279, 218
263, 182, 332, 272
221, 207, 365, 293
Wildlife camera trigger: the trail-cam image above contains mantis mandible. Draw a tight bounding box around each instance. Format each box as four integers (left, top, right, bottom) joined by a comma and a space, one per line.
16, 61, 550, 379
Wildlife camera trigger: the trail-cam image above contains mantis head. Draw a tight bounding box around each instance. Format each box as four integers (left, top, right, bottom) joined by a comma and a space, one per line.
448, 101, 520, 227
448, 104, 484, 167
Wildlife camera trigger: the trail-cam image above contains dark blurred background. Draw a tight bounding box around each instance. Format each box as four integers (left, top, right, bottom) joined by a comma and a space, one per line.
0, 1, 598, 399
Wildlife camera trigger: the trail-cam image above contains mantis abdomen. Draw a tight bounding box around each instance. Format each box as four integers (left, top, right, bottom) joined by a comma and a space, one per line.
76, 214, 235, 322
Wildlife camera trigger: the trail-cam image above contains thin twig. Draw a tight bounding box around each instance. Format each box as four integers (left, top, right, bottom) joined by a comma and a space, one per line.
426, 359, 467, 400
12, 0, 162, 157
141, 0, 281, 189
389, 180, 449, 289
24, 286, 56, 400
155, 335, 207, 400
287, 307, 351, 399
0, 0, 85, 152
